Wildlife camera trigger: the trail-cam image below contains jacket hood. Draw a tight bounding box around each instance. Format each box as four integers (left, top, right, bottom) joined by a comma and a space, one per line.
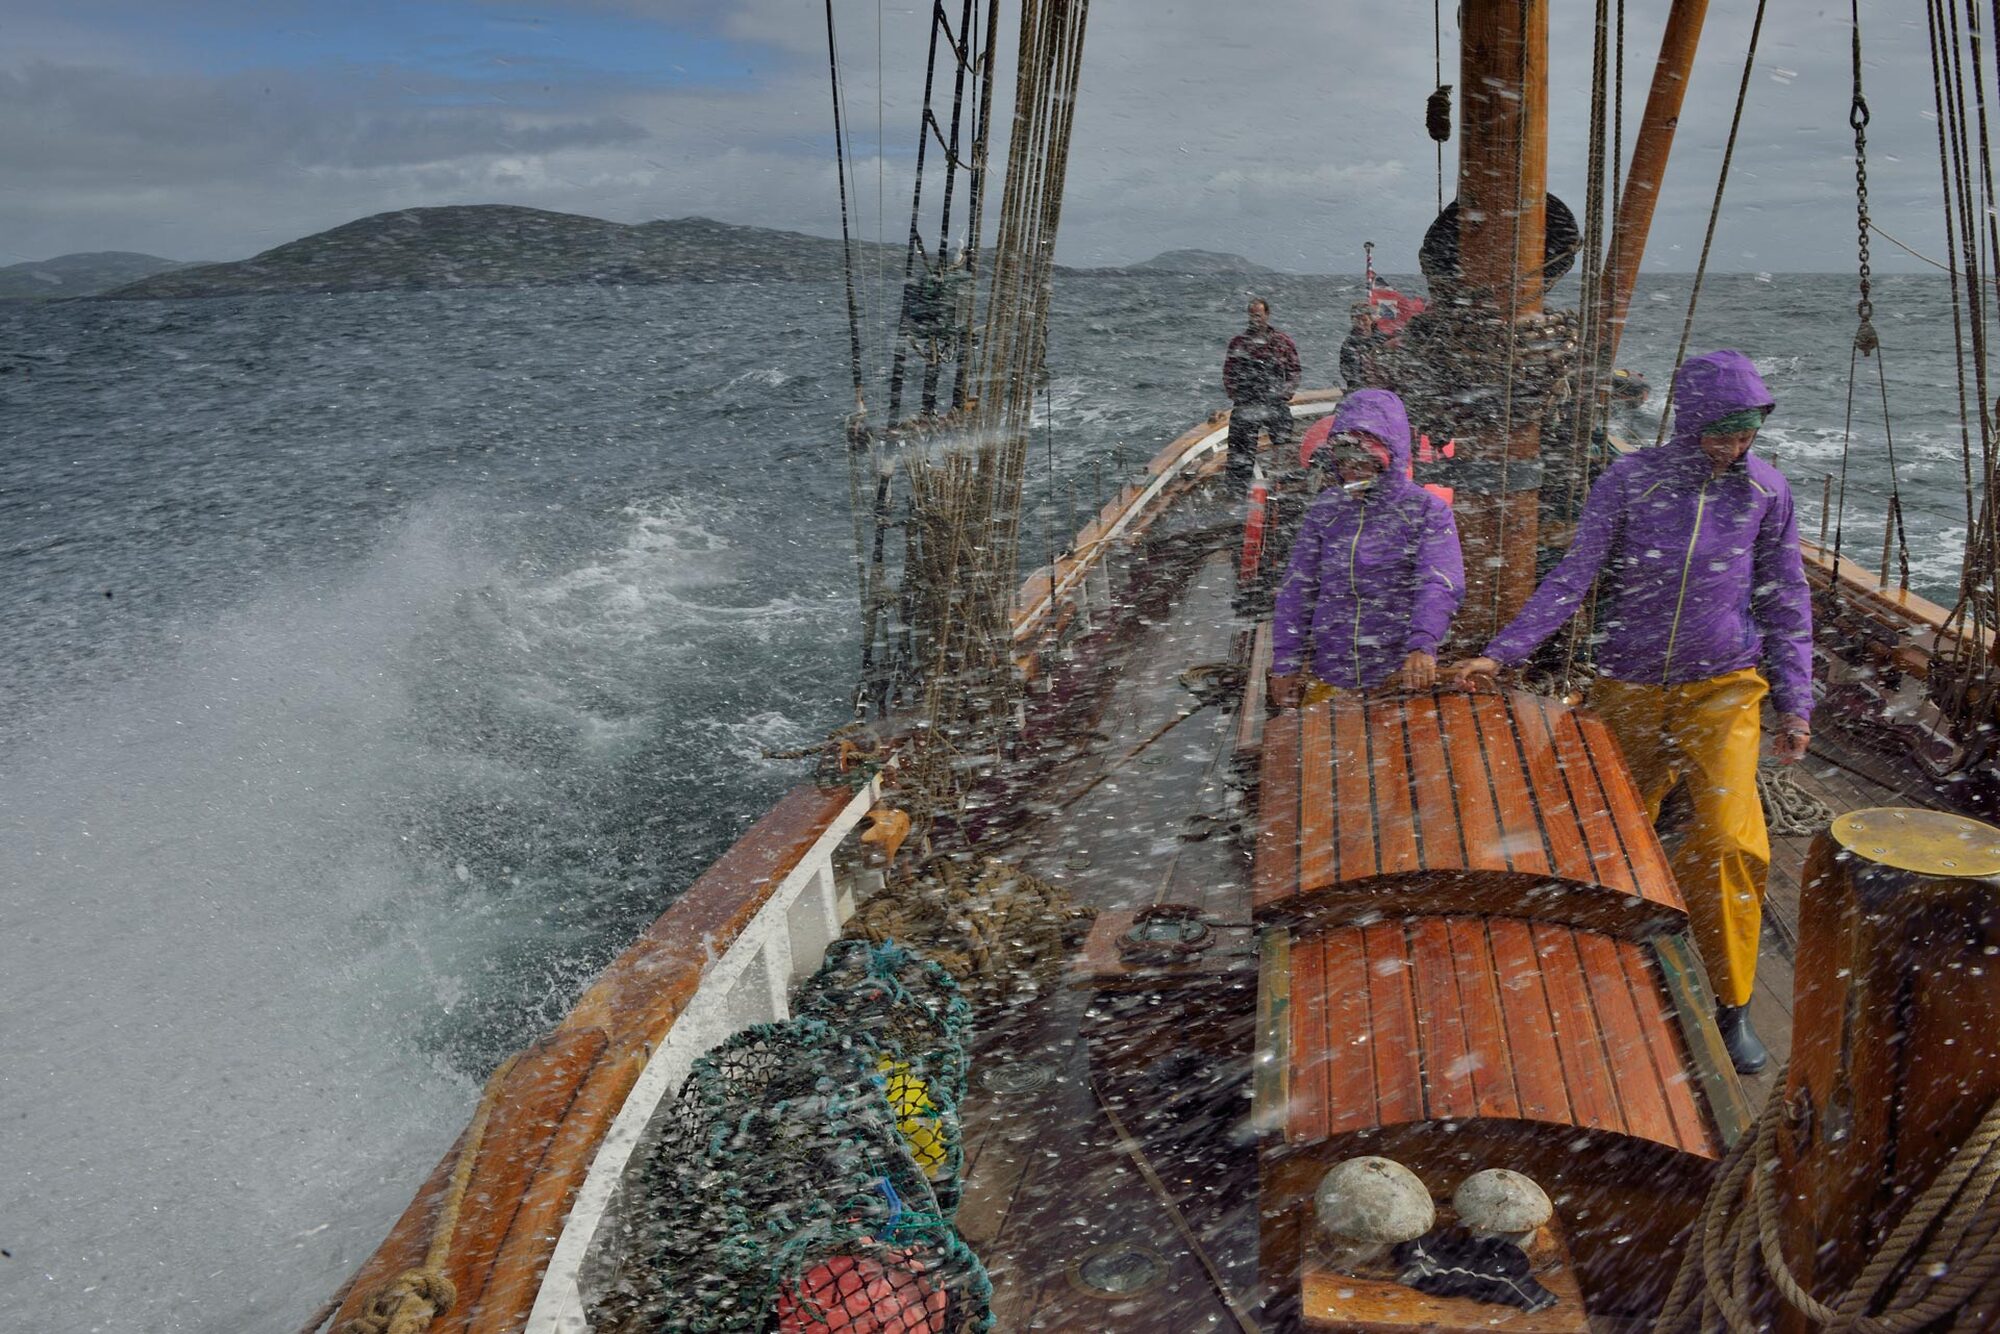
1670, 350, 1775, 453
1324, 388, 1414, 474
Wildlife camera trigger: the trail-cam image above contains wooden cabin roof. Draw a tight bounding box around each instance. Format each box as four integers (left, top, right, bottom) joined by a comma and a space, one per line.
1254, 690, 1686, 939
1273, 915, 1720, 1159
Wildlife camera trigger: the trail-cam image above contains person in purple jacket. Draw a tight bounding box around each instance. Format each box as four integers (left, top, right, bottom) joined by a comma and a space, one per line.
1268, 389, 1464, 707
1450, 350, 1812, 1075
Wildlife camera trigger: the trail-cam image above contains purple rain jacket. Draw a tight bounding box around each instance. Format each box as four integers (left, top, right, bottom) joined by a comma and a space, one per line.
1482, 349, 1815, 719
1271, 390, 1465, 688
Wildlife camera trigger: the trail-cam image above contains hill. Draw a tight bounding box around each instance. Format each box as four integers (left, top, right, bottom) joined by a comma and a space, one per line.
1, 252, 195, 300
97, 206, 904, 299
1125, 249, 1279, 275
87, 207, 1299, 300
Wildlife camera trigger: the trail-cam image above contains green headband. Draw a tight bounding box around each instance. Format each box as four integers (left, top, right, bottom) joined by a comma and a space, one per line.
1701, 408, 1768, 437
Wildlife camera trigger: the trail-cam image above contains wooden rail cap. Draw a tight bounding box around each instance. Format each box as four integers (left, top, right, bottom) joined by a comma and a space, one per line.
1254, 688, 1686, 940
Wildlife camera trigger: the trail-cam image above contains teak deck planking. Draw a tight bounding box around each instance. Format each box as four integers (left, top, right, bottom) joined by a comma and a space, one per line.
1254, 689, 1688, 940
1279, 917, 1717, 1159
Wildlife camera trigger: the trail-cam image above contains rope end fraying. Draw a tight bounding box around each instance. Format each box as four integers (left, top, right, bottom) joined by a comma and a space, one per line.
336, 1267, 456, 1334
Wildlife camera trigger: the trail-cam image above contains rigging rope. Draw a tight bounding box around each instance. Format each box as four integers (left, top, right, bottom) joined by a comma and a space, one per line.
1654, 1066, 2000, 1332
1558, 0, 1617, 687
1868, 220, 1953, 272
1651, 0, 1769, 448
894, 0, 1093, 820
1485, 6, 1533, 637
1927, 0, 2000, 731
825, 0, 868, 417
1431, 0, 1447, 212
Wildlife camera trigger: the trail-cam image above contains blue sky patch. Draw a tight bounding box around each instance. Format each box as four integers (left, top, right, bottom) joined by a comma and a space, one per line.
56, 0, 772, 95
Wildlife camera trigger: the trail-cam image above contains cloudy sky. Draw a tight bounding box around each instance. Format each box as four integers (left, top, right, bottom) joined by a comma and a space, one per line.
0, 0, 1963, 272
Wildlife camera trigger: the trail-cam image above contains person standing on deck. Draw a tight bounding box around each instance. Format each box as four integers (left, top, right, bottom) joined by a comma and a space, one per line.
1339, 303, 1391, 390
1268, 389, 1464, 706
1447, 350, 1813, 1076
1223, 298, 1301, 496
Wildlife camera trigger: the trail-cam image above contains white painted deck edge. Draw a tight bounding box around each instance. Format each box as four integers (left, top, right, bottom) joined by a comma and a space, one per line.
1010, 398, 1333, 640
525, 778, 879, 1334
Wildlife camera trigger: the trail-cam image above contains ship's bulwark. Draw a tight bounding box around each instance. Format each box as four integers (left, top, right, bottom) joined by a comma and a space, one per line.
0, 271, 1961, 1331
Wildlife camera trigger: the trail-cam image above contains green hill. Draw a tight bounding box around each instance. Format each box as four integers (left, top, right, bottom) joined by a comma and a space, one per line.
1126, 248, 1279, 274
1, 252, 195, 300
98, 206, 904, 299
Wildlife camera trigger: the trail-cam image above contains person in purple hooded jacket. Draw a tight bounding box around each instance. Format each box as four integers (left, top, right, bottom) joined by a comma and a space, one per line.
1450, 350, 1812, 1075
1268, 389, 1464, 706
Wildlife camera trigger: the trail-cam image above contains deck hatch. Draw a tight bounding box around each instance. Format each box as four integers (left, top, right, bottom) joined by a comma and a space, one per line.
1254, 689, 1687, 940
1281, 914, 1719, 1159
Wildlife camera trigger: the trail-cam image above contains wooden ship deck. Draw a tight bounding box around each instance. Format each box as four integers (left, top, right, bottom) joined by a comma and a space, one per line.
941, 489, 1935, 1331
316, 395, 1995, 1334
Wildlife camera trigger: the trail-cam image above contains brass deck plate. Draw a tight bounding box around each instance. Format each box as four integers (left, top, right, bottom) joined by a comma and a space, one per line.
1830, 807, 2000, 878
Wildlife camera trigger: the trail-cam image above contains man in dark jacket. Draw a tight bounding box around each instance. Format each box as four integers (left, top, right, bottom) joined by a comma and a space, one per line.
1338, 304, 1391, 390
1450, 350, 1812, 1075
1223, 298, 1301, 496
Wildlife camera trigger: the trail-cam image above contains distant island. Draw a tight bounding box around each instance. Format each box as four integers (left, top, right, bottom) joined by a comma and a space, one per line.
1126, 249, 1280, 275
60, 205, 1288, 300
0, 252, 197, 300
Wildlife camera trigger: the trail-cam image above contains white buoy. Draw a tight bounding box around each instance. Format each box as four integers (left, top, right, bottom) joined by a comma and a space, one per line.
1453, 1168, 1553, 1248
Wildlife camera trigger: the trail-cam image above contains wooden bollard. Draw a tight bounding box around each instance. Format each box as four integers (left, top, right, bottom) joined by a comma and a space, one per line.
1774, 806, 2000, 1330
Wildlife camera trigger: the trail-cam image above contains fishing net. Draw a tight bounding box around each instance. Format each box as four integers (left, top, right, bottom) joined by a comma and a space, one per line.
590, 1017, 990, 1334
792, 940, 972, 1215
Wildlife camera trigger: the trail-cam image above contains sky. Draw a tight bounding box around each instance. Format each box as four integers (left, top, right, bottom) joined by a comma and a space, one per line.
0, 0, 1971, 273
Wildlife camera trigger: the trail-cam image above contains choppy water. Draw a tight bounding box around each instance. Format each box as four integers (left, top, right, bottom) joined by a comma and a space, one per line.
0, 270, 1978, 1331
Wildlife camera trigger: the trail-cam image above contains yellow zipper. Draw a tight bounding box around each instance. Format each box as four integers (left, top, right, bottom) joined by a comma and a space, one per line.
1661, 480, 1710, 682
1349, 505, 1366, 683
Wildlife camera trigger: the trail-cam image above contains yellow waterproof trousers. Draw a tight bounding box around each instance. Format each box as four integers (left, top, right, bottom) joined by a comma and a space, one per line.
1589, 668, 1770, 1007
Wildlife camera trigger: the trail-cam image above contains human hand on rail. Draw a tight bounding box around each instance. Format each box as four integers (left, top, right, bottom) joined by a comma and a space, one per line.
1268, 673, 1303, 710
1398, 651, 1437, 690
1445, 656, 1501, 689
1772, 714, 1812, 765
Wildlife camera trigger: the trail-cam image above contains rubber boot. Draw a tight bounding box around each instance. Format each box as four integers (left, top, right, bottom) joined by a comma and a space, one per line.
1715, 1004, 1769, 1075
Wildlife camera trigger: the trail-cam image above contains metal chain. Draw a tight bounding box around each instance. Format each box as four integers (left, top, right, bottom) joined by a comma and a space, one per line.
1852, 0, 1879, 353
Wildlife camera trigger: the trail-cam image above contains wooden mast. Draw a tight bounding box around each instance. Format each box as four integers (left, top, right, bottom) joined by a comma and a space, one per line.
1596, 0, 1710, 368
1453, 0, 1548, 640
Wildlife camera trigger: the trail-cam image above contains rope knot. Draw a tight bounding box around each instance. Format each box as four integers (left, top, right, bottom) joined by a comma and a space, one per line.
337, 1267, 456, 1334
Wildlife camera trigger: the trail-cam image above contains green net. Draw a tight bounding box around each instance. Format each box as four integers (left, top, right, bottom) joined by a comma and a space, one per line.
590, 1012, 990, 1334
793, 940, 971, 1216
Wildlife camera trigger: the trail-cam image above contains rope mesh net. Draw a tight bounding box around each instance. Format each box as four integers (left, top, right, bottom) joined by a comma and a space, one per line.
793, 940, 973, 1216
590, 957, 988, 1334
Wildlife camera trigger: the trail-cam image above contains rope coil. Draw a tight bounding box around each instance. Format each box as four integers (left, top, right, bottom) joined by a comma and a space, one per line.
1658, 1067, 2000, 1332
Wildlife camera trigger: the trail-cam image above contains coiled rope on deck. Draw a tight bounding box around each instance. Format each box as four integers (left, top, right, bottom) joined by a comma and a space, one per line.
315, 1052, 523, 1334
1655, 1067, 2000, 1332
1755, 758, 1832, 838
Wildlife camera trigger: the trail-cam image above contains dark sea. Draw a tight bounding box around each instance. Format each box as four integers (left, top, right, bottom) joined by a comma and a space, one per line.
0, 270, 1976, 1331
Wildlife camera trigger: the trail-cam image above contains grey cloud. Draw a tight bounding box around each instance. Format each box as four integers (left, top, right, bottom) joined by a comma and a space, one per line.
0, 0, 1971, 273
0, 60, 645, 184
